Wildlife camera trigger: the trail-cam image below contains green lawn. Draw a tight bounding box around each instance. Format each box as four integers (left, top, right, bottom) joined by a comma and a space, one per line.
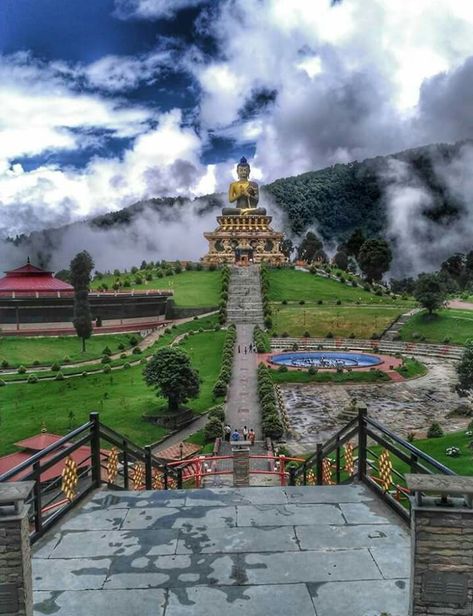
91, 270, 221, 307
268, 269, 411, 305
270, 368, 390, 384
369, 429, 473, 477
0, 329, 225, 456
273, 305, 404, 338
399, 309, 473, 345
0, 333, 139, 368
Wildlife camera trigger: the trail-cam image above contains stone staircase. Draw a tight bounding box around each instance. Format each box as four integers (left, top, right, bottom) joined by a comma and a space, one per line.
226, 265, 264, 326
382, 308, 421, 341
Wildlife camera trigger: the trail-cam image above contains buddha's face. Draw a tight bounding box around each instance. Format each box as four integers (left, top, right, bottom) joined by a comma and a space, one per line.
237, 164, 250, 180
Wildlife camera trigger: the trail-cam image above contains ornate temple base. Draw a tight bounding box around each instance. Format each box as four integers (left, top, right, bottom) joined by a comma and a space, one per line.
203, 214, 285, 265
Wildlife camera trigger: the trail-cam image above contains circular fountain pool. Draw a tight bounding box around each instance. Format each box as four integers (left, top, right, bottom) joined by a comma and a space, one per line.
270, 351, 382, 369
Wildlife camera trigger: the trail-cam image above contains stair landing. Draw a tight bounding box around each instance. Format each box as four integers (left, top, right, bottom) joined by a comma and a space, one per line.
32, 484, 410, 616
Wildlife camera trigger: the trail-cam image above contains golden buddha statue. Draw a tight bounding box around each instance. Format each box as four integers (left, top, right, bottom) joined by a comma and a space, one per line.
223, 157, 266, 216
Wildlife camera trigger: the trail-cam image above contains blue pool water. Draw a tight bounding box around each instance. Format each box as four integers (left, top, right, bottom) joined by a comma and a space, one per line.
270, 351, 382, 369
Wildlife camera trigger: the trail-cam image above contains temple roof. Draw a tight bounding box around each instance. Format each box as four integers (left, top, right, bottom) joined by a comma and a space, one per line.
0, 260, 73, 292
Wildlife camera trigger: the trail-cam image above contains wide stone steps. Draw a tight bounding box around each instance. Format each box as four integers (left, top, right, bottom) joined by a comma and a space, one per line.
227, 265, 264, 325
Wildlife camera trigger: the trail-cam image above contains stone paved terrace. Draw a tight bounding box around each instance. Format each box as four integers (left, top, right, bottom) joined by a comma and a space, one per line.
32, 484, 410, 616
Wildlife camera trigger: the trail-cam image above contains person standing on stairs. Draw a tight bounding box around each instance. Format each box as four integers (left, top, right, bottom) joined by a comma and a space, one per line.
249, 429, 255, 445
243, 426, 248, 440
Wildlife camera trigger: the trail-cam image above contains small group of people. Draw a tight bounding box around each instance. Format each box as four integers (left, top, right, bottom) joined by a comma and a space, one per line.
237, 343, 256, 354
224, 424, 256, 445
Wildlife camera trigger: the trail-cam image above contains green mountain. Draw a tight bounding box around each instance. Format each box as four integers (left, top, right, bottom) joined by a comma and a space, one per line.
263, 141, 469, 239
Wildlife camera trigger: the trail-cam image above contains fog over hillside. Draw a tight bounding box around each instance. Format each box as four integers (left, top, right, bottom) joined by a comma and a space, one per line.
2, 141, 473, 279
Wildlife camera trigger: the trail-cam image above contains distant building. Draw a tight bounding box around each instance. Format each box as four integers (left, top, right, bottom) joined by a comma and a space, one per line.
0, 259, 173, 328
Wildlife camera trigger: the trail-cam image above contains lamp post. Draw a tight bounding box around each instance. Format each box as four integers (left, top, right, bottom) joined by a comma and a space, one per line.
179, 442, 184, 460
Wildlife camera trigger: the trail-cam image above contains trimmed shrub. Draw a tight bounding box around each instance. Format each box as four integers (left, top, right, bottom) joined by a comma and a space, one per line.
124, 362, 131, 369
51, 362, 61, 372
17, 365, 27, 374
326, 332, 334, 339
0, 379, 6, 386
55, 371, 65, 381
427, 422, 444, 438
213, 379, 227, 398
27, 374, 38, 384
204, 417, 223, 440
132, 347, 142, 354
102, 346, 112, 356
1, 360, 9, 369
101, 355, 111, 364
103, 364, 112, 374
120, 353, 127, 359
208, 407, 225, 422
63, 356, 71, 363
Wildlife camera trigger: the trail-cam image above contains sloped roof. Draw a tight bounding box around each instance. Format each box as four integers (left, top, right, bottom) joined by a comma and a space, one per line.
0, 261, 73, 292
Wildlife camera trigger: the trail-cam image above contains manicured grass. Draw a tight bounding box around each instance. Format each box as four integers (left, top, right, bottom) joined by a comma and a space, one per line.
186, 429, 215, 454
273, 305, 404, 338
399, 309, 473, 345
91, 270, 221, 307
268, 269, 410, 305
0, 330, 225, 456
269, 368, 390, 384
370, 428, 473, 477
395, 358, 427, 379
0, 333, 139, 368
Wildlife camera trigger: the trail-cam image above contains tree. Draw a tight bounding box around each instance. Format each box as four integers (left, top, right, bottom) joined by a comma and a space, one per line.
358, 239, 392, 282
297, 232, 323, 263
413, 273, 447, 315
280, 239, 294, 259
456, 342, 473, 394
143, 347, 200, 413
55, 269, 71, 283
345, 228, 366, 259
333, 249, 348, 271
70, 251, 94, 352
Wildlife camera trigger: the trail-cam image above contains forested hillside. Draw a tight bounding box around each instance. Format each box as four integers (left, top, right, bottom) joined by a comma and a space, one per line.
263, 141, 469, 239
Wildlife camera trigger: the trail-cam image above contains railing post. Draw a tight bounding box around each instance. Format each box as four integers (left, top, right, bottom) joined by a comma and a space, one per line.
33, 461, 43, 536
89, 412, 101, 488
123, 440, 129, 490
177, 467, 183, 489
303, 463, 307, 486
410, 453, 418, 473
316, 443, 323, 485
335, 436, 341, 484
144, 446, 153, 490
289, 466, 296, 486
163, 465, 169, 490
279, 455, 286, 486
357, 408, 367, 482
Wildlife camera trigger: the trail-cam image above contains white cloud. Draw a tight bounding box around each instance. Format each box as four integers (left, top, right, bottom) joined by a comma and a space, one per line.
84, 49, 174, 92
114, 0, 206, 20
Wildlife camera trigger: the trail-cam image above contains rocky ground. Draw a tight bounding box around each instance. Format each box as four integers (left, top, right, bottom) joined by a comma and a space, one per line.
281, 356, 471, 454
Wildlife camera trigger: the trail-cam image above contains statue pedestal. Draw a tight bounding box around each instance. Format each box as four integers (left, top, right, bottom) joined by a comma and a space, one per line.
203, 214, 285, 265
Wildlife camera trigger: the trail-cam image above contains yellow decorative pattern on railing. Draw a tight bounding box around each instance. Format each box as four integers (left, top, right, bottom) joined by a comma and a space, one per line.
61, 456, 78, 502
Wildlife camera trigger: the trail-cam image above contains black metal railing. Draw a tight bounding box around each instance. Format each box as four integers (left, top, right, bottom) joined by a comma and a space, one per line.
0, 412, 180, 543
292, 409, 456, 522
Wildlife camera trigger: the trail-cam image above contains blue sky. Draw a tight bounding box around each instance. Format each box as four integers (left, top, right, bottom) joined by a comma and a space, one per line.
2, 0, 473, 238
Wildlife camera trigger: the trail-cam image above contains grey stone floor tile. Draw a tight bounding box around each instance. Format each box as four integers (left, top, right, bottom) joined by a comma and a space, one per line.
241, 548, 382, 584
237, 503, 345, 527
32, 558, 111, 591
176, 525, 299, 554
339, 501, 395, 524
122, 505, 237, 529
34, 589, 166, 615
59, 508, 129, 531
165, 583, 317, 616
284, 484, 373, 503
370, 546, 411, 578
296, 523, 408, 550
82, 490, 186, 510
43, 529, 178, 558
185, 486, 288, 506
104, 554, 235, 589
308, 578, 409, 616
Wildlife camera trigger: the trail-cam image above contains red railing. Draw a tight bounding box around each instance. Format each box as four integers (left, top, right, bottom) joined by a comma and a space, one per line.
167, 454, 304, 487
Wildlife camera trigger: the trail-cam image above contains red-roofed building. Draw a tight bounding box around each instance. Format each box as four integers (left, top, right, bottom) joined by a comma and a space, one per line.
0, 259, 173, 329
0, 259, 73, 296
0, 432, 108, 484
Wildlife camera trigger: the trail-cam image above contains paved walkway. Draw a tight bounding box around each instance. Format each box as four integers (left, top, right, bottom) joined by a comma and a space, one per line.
448, 299, 473, 310
225, 324, 261, 439
32, 484, 410, 616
